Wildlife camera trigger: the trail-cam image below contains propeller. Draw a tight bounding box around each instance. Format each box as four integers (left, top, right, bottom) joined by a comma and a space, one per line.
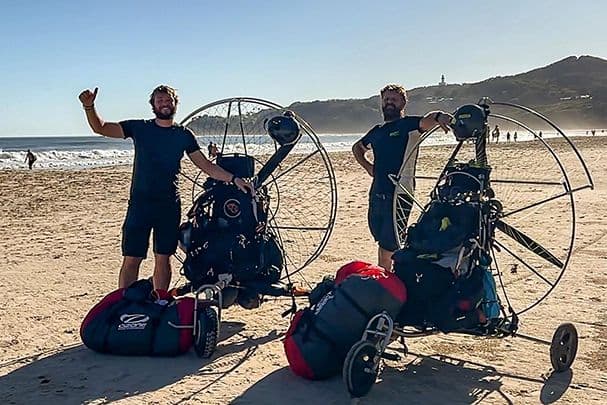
495, 219, 563, 268
254, 143, 296, 188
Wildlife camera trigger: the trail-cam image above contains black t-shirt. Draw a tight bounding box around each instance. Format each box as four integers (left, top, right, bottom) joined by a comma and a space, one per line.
120, 119, 200, 202
360, 116, 422, 195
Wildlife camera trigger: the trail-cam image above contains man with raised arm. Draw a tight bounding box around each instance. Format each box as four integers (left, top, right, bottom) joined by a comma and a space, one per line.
79, 85, 253, 292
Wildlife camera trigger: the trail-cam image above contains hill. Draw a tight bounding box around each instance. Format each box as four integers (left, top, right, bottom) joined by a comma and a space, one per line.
287, 55, 607, 132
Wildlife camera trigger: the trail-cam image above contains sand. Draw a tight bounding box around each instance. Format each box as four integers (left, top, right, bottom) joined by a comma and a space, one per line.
1, 137, 606, 404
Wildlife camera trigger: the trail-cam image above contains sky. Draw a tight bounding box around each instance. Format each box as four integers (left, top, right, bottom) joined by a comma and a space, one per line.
1, 0, 606, 136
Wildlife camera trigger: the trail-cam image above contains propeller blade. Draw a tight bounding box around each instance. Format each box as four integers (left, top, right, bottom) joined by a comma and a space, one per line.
495, 219, 564, 268
254, 143, 296, 187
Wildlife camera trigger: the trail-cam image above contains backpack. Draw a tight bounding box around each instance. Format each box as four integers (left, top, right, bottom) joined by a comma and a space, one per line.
284, 261, 407, 380
394, 170, 489, 331
180, 178, 283, 298
406, 201, 479, 257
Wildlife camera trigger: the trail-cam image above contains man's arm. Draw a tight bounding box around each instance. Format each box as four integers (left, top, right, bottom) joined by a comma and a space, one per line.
187, 150, 254, 194
420, 111, 453, 133
352, 140, 374, 177
78, 88, 125, 139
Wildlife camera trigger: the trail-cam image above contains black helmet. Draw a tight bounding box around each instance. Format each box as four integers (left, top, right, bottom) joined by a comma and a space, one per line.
266, 113, 301, 146
451, 104, 487, 141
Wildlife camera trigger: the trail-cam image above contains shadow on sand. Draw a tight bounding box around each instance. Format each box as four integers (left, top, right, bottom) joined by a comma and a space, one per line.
232, 351, 573, 405
0, 321, 281, 405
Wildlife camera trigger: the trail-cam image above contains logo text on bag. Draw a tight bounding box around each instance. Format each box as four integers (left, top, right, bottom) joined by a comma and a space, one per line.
313, 291, 334, 315
118, 314, 150, 330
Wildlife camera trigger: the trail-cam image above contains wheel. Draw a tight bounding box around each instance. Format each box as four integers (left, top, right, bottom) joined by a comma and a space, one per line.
343, 341, 380, 398
220, 287, 239, 309
194, 305, 219, 358
550, 322, 578, 372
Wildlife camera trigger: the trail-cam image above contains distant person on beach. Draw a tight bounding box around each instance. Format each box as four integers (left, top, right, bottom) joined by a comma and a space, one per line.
78, 85, 254, 292
538, 131, 543, 138
492, 125, 500, 143
513, 131, 518, 142
352, 83, 453, 271
24, 149, 37, 170
506, 131, 511, 142
207, 141, 219, 158
210, 143, 219, 158
592, 129, 596, 136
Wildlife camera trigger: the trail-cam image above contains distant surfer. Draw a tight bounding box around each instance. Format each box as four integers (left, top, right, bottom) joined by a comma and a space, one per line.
78, 85, 254, 292
25, 149, 37, 170
352, 84, 453, 271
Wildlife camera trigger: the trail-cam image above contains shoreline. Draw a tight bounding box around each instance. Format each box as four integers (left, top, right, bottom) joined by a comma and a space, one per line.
2, 135, 605, 172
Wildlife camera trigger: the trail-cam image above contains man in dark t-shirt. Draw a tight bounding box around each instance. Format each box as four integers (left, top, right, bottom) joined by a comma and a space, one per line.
352, 84, 453, 271
79, 85, 253, 292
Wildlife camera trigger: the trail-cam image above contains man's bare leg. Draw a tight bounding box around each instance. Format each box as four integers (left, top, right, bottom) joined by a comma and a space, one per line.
378, 247, 394, 272
119, 256, 144, 288
153, 254, 172, 290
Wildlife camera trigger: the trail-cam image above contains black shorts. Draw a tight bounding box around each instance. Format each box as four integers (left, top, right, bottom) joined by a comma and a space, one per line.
368, 193, 399, 252
121, 200, 181, 258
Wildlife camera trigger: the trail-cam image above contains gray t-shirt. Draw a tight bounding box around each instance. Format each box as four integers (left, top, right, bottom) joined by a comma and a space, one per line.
120, 119, 200, 202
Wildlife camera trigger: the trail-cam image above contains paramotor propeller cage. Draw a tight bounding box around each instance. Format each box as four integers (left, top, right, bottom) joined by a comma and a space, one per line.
394, 98, 593, 318
179, 97, 338, 289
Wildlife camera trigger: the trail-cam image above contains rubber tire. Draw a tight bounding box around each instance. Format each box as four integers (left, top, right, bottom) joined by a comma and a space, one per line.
343, 341, 380, 398
550, 322, 578, 372
194, 306, 219, 358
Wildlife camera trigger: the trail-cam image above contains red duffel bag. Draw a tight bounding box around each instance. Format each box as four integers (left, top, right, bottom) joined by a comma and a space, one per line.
80, 279, 196, 356
284, 260, 407, 380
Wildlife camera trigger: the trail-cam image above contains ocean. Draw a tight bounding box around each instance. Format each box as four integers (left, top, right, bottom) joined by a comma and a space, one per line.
0, 129, 601, 170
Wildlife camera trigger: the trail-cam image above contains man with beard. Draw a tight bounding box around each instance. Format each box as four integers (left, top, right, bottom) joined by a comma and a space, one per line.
78, 85, 254, 292
352, 84, 452, 271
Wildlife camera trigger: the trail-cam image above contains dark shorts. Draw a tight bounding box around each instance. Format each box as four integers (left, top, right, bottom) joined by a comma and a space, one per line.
368, 193, 399, 252
121, 200, 181, 258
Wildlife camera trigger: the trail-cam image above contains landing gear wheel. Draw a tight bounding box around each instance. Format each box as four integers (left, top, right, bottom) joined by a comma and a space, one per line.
343, 341, 380, 398
194, 305, 219, 358
550, 322, 578, 372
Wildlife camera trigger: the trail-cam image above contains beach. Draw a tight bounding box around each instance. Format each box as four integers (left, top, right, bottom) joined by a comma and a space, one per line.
1, 136, 606, 404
